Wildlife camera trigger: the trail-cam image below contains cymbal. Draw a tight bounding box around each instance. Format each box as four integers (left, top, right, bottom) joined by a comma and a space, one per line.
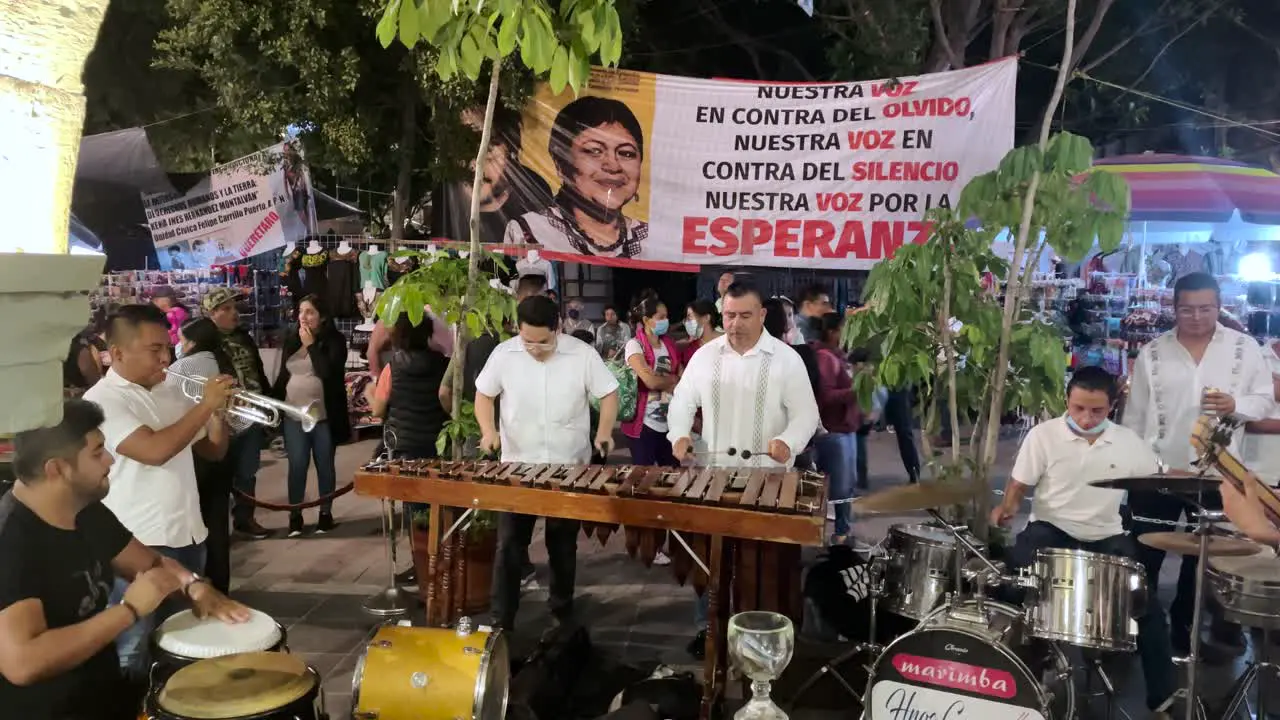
1138, 532, 1261, 557
1088, 474, 1221, 493
158, 652, 314, 717
851, 481, 976, 514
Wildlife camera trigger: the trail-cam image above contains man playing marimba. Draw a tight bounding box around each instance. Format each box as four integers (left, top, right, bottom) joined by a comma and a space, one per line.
992, 367, 1176, 717
475, 295, 619, 631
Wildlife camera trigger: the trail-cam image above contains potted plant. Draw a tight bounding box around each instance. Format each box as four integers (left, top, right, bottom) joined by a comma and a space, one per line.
410, 502, 500, 615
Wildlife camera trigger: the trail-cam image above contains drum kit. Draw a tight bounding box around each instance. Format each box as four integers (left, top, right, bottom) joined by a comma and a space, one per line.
795, 471, 1280, 720
138, 610, 510, 720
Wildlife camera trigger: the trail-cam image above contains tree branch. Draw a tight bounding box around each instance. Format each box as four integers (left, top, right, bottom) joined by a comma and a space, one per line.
1078, 0, 1178, 74
1128, 0, 1228, 90
930, 0, 964, 68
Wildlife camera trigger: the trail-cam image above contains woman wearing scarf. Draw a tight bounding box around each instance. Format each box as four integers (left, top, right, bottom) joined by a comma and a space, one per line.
623, 291, 681, 566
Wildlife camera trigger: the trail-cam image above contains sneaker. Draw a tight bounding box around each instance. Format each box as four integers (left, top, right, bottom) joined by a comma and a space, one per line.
520, 566, 539, 591
395, 567, 417, 589
653, 551, 672, 566
687, 629, 707, 660
315, 512, 336, 534
234, 517, 272, 540
287, 514, 305, 538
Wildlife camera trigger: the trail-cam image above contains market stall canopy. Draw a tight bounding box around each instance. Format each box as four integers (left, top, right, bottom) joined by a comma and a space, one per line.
1090, 153, 1280, 225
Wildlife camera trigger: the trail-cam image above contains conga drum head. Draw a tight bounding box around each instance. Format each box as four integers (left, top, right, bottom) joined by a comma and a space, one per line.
155, 609, 283, 660
157, 652, 315, 719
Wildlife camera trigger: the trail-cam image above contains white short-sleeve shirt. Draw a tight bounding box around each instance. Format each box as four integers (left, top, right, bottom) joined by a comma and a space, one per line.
474, 334, 619, 464
1012, 416, 1160, 541
83, 369, 209, 548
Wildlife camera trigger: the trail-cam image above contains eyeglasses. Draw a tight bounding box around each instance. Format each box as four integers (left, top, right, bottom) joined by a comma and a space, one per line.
1175, 305, 1218, 318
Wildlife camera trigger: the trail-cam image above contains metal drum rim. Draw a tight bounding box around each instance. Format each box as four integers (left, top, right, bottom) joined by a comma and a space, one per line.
472, 628, 510, 720
1206, 565, 1280, 590
1034, 546, 1142, 570
889, 523, 984, 549
1026, 626, 1137, 653
349, 623, 389, 716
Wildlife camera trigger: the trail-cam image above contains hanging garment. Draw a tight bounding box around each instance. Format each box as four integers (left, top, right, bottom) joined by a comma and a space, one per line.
359, 250, 388, 290
286, 249, 329, 306
386, 255, 418, 286
516, 255, 557, 291
326, 249, 361, 318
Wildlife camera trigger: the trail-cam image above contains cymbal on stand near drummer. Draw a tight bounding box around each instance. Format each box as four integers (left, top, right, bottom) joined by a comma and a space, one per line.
850, 482, 977, 515
1088, 474, 1223, 494
1138, 532, 1262, 557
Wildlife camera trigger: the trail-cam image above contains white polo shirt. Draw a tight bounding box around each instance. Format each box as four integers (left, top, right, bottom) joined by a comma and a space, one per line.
1012, 416, 1160, 541
83, 369, 208, 548
474, 334, 619, 464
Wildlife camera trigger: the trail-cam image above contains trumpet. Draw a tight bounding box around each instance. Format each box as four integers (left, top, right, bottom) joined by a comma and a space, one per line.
165, 369, 321, 432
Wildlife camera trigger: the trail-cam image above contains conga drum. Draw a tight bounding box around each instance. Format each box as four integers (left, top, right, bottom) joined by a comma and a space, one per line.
150, 609, 286, 686
143, 652, 323, 720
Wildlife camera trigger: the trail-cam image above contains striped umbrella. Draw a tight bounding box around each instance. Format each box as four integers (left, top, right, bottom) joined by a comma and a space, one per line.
1090, 153, 1280, 225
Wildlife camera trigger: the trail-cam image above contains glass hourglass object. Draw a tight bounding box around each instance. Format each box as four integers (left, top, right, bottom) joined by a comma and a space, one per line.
727, 611, 795, 720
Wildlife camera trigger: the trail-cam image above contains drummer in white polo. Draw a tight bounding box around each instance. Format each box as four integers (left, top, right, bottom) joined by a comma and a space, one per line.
991, 366, 1177, 718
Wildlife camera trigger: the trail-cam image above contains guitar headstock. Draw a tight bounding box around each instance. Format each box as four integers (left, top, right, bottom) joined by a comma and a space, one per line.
1191, 414, 1241, 462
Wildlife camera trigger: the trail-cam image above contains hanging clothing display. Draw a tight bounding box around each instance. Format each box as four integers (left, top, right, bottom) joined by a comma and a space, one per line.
386, 255, 418, 286
359, 250, 388, 290
284, 249, 330, 306
515, 255, 557, 291
326, 248, 361, 318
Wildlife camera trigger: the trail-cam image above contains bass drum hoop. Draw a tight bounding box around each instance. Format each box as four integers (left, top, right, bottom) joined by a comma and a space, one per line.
864, 604, 1072, 720
472, 629, 510, 720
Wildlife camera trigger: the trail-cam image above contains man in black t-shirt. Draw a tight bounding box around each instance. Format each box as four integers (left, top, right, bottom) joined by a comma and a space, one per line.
0, 400, 249, 720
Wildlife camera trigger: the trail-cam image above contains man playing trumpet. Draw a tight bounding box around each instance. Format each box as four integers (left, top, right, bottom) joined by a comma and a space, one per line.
82, 305, 237, 681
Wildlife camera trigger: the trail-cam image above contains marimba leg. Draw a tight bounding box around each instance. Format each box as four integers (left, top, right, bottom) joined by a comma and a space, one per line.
700, 535, 733, 720
424, 505, 442, 626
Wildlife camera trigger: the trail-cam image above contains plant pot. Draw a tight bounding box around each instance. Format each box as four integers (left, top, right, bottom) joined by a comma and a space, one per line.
411, 521, 497, 620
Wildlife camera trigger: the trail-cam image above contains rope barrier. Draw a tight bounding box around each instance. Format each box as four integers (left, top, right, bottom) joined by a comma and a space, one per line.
232, 482, 356, 512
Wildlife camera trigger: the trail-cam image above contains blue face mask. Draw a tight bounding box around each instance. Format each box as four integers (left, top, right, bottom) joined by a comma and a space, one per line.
653, 319, 670, 336
1065, 414, 1109, 436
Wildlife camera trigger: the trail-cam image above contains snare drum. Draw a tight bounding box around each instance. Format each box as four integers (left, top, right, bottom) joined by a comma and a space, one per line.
1208, 549, 1279, 629
143, 651, 322, 720
881, 524, 985, 620
1025, 548, 1146, 651
864, 601, 1074, 720
151, 609, 285, 684
352, 619, 509, 720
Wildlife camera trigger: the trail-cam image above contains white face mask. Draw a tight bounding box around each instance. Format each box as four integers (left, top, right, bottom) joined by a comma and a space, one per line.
684, 319, 702, 339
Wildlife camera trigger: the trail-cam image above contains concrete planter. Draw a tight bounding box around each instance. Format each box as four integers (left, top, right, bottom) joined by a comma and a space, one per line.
0, 254, 105, 434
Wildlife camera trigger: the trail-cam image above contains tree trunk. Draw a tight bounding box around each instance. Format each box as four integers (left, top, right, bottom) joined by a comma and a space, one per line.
450, 62, 503, 460
391, 67, 416, 245
977, 0, 1078, 537
1020, 0, 1116, 143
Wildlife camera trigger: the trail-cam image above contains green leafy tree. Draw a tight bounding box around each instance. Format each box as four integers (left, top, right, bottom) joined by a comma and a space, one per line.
373, 0, 625, 457
843, 0, 1129, 539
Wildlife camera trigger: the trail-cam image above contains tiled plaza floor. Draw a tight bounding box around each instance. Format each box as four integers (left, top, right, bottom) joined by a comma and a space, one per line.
224, 431, 1277, 719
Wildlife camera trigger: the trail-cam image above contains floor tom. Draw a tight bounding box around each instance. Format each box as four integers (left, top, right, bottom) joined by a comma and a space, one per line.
1208, 549, 1280, 629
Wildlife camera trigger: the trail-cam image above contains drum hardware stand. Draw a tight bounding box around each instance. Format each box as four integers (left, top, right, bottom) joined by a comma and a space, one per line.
784, 554, 886, 711
1155, 508, 1224, 720
363, 431, 411, 617
1076, 650, 1123, 720
1217, 629, 1278, 720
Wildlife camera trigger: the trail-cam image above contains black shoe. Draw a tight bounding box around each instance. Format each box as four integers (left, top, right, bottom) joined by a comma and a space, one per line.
395, 567, 417, 591
234, 517, 271, 539
687, 629, 707, 660
315, 512, 336, 534
287, 514, 305, 538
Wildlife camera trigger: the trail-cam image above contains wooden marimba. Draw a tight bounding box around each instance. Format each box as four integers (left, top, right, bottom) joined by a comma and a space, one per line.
354, 459, 828, 719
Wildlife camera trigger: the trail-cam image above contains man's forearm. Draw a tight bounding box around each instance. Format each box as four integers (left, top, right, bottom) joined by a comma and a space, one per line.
7, 606, 135, 685
1246, 419, 1280, 435
1000, 479, 1028, 511
128, 404, 216, 466
475, 393, 498, 436
596, 392, 619, 434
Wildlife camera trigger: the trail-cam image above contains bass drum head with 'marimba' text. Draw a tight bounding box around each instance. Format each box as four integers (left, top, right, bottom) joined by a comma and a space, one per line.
145, 651, 321, 720
864, 602, 1073, 720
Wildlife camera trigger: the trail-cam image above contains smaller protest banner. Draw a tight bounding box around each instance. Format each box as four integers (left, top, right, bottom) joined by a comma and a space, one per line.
142, 141, 315, 270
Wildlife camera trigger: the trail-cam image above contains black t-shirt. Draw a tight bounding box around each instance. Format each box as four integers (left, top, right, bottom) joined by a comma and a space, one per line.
0, 495, 133, 719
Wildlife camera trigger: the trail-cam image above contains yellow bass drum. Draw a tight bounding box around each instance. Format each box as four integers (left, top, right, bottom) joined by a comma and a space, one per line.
351, 618, 509, 720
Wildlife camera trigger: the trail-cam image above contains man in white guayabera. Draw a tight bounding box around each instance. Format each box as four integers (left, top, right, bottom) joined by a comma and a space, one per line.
992, 367, 1175, 717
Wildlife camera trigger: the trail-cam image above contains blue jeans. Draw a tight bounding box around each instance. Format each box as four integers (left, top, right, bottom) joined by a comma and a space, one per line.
229, 424, 264, 522
1009, 521, 1176, 710
282, 419, 336, 514
110, 543, 207, 682
814, 431, 856, 537
695, 592, 708, 631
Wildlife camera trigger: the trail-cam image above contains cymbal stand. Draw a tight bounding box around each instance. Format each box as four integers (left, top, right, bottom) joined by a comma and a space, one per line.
784, 550, 886, 710
362, 431, 410, 617
1155, 508, 1224, 720
1218, 631, 1277, 720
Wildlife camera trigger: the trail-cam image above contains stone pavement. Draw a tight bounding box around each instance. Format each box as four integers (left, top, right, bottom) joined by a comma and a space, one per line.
224, 431, 1267, 719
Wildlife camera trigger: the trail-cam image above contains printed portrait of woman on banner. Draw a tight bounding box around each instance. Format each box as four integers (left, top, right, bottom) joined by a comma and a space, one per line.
505, 95, 650, 258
